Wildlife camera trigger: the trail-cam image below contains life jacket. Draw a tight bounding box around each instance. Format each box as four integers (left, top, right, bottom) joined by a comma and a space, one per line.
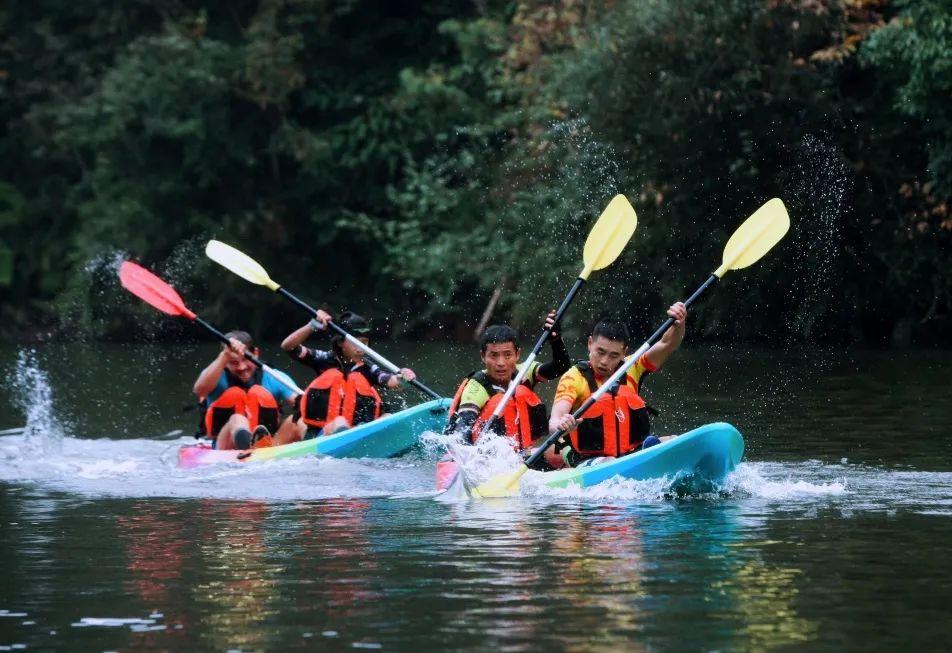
202, 369, 280, 437
298, 367, 382, 429
447, 370, 548, 451
567, 361, 651, 458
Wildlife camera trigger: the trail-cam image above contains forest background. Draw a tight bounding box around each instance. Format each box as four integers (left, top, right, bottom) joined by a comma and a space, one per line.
1, 0, 949, 346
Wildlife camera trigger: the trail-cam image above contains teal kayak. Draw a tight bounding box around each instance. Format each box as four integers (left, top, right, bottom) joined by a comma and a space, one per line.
436, 422, 744, 495
178, 398, 450, 468
541, 422, 744, 489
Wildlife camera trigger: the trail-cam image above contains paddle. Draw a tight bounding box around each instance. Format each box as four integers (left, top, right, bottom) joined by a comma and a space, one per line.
470, 198, 791, 498
484, 195, 637, 431
118, 261, 304, 396
0, 426, 26, 436
204, 240, 443, 401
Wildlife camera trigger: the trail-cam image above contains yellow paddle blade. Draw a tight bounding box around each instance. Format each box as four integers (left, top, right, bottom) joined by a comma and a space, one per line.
580, 194, 638, 279
469, 464, 529, 499
205, 240, 280, 292
714, 198, 790, 278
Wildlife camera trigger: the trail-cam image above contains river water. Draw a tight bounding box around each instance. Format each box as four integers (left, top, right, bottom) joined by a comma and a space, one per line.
0, 342, 950, 651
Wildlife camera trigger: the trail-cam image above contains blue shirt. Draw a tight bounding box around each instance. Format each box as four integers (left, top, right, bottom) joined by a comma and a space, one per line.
206, 368, 298, 404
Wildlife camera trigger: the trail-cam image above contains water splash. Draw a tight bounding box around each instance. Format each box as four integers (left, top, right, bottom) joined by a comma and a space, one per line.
723, 462, 847, 499
786, 132, 850, 338
523, 472, 675, 502
8, 349, 67, 453
83, 250, 128, 277
423, 429, 524, 486
160, 236, 208, 294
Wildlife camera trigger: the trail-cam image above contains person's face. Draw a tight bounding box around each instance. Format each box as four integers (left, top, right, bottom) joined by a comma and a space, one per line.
341, 337, 369, 362
587, 336, 627, 378
481, 342, 520, 384
224, 347, 257, 383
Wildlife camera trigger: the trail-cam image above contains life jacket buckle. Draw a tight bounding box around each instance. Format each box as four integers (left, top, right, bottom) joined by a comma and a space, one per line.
615, 408, 625, 423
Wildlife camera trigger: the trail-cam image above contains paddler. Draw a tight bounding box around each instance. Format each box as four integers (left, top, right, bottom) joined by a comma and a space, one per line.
276, 310, 417, 443
546, 303, 688, 467
193, 330, 301, 450
444, 311, 570, 451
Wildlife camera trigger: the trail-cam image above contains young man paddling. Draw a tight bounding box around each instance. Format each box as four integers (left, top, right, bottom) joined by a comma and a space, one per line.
276, 310, 417, 444
193, 331, 301, 450
547, 303, 687, 467
445, 311, 570, 451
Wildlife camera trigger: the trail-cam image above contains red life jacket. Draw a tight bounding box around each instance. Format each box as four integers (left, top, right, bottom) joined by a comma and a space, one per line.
447, 371, 548, 451
298, 367, 382, 429
203, 375, 280, 438
568, 361, 651, 458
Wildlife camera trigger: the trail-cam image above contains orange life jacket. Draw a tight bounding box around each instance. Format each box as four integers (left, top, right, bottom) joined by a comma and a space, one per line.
447, 371, 548, 451
568, 361, 651, 458
203, 383, 280, 437
298, 367, 382, 429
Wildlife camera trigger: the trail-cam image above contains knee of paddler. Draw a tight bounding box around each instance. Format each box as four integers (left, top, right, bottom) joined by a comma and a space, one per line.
641, 435, 661, 450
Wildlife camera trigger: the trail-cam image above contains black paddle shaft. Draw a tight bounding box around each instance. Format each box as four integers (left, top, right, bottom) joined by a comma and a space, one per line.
194, 316, 269, 370
275, 287, 443, 400
484, 277, 585, 432
527, 277, 585, 356
522, 273, 720, 470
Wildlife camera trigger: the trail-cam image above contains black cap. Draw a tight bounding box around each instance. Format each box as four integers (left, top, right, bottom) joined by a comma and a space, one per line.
338, 311, 371, 336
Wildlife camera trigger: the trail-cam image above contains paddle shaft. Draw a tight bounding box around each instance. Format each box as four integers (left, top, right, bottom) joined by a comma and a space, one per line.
275, 287, 442, 400
193, 317, 303, 395
490, 277, 585, 418
522, 273, 719, 470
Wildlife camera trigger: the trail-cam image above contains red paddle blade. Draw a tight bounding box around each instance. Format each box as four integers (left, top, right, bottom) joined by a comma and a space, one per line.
119, 261, 196, 320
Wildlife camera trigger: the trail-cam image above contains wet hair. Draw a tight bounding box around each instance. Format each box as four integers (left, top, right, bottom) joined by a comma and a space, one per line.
591, 320, 629, 347
480, 324, 519, 353
223, 330, 254, 349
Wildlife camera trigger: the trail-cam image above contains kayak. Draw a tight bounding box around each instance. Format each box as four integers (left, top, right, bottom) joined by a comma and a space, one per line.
178, 398, 449, 468
540, 422, 743, 489
437, 422, 744, 494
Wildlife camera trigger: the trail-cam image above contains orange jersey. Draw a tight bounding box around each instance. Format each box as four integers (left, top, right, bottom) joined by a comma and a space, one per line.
554, 354, 656, 411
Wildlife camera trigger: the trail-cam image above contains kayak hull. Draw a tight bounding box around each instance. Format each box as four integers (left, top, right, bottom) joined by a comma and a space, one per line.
542, 422, 744, 489
435, 422, 744, 493
178, 398, 449, 468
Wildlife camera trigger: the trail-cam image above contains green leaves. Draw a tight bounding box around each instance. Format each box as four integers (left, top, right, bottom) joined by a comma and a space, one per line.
0, 1, 949, 344
862, 0, 952, 196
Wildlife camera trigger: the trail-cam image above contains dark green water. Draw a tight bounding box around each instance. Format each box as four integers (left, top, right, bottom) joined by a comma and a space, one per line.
1, 343, 951, 651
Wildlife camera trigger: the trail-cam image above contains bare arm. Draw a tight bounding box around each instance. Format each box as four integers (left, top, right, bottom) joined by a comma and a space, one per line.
645, 302, 687, 369
281, 310, 332, 352
281, 324, 313, 352
193, 338, 245, 397
193, 352, 227, 397
548, 398, 577, 433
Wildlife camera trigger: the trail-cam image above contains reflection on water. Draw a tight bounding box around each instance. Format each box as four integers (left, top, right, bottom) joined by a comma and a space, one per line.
194, 502, 279, 651
3, 490, 952, 650
726, 559, 817, 649
550, 507, 647, 651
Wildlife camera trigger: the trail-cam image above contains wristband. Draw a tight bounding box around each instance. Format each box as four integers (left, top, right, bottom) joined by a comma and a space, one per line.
308, 318, 325, 332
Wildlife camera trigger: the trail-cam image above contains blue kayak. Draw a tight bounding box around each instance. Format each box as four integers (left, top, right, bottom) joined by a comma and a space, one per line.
541, 422, 744, 489
179, 398, 450, 467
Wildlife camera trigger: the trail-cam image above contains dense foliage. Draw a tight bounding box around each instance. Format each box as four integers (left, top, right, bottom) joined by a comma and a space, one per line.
1, 0, 949, 345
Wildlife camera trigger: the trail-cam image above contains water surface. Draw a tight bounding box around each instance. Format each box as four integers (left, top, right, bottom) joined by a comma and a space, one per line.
1, 343, 950, 650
